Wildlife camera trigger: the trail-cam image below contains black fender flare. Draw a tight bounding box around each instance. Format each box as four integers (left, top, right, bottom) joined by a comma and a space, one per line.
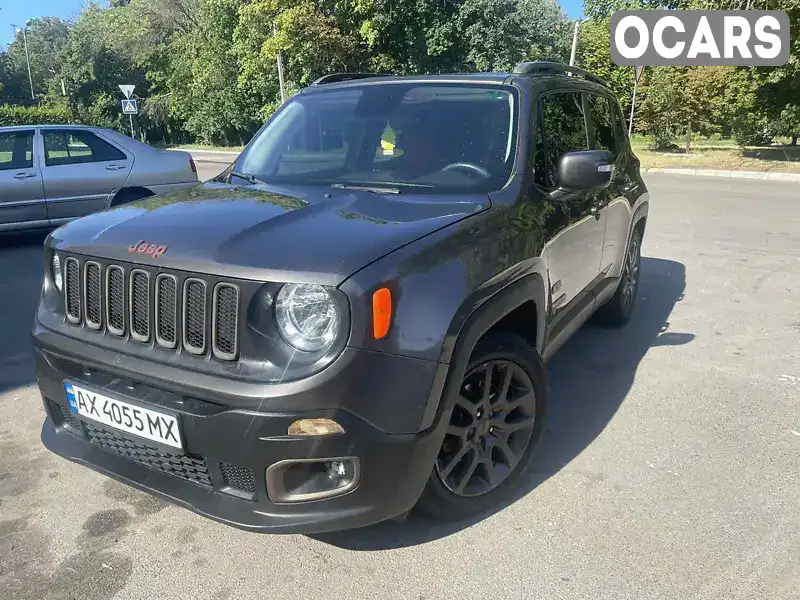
419, 272, 547, 431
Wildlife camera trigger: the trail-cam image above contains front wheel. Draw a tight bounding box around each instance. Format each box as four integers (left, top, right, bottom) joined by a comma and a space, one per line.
415, 332, 548, 519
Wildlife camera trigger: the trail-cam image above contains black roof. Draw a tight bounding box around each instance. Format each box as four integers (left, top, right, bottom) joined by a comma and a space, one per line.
305, 62, 608, 92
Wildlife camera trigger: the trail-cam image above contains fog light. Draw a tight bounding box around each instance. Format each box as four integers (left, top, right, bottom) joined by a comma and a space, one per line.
266, 457, 360, 503
288, 418, 344, 437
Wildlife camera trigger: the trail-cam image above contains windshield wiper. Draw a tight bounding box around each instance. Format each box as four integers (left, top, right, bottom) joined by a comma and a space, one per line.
223, 170, 265, 185
331, 183, 401, 195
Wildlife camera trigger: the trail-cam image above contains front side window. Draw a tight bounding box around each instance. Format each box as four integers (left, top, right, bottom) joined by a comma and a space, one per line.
540, 92, 589, 189
44, 130, 126, 166
588, 94, 620, 156
0, 131, 34, 171
238, 84, 519, 193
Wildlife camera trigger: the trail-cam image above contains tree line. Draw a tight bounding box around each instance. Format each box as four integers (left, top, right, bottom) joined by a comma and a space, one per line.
0, 0, 797, 149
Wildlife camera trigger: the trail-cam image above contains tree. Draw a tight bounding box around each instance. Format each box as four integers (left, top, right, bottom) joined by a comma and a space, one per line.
575, 19, 636, 113
0, 52, 29, 101
6, 17, 72, 98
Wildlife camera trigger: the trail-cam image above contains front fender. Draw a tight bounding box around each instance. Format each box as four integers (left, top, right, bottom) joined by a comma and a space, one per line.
340, 208, 549, 432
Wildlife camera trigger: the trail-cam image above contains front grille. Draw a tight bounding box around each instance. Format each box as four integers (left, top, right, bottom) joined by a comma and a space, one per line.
55, 402, 79, 429
61, 256, 240, 361
183, 279, 207, 354
65, 258, 81, 323
213, 284, 239, 360
84, 262, 102, 329
130, 270, 150, 341
220, 462, 256, 494
155, 275, 177, 348
106, 266, 125, 335
85, 423, 212, 488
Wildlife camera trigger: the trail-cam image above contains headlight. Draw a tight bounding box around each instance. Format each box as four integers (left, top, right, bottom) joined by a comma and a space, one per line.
275, 283, 340, 352
52, 254, 63, 292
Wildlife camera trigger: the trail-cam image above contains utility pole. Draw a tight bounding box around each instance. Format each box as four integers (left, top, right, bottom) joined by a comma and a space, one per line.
11, 23, 35, 100
274, 23, 286, 104
569, 18, 591, 67
629, 66, 645, 136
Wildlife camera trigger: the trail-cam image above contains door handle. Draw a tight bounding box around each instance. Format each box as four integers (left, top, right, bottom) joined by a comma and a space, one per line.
105, 164, 126, 171
14, 172, 36, 180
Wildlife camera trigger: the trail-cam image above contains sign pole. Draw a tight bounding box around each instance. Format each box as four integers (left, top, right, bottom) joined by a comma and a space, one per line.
274, 23, 286, 104
628, 66, 644, 136
129, 113, 135, 138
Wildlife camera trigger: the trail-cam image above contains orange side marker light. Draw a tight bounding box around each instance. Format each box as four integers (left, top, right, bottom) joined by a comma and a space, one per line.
372, 287, 392, 339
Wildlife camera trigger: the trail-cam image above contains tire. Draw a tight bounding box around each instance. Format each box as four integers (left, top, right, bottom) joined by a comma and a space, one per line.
415, 332, 548, 519
110, 188, 153, 208
594, 227, 642, 327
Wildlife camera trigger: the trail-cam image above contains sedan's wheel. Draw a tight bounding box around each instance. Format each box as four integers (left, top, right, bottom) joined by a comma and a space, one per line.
416, 332, 548, 518
436, 360, 536, 497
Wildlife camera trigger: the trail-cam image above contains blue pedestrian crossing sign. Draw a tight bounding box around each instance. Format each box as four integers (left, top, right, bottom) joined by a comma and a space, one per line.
121, 99, 138, 115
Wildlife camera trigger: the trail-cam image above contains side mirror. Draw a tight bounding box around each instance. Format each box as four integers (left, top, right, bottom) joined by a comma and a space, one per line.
557, 150, 614, 190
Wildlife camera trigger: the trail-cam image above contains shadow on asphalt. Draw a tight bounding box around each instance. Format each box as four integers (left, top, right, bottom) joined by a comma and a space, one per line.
0, 231, 50, 397
312, 257, 692, 550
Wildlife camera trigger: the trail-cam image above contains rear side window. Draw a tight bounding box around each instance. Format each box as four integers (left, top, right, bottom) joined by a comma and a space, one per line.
539, 92, 588, 188
588, 94, 620, 156
0, 131, 34, 171
43, 130, 126, 166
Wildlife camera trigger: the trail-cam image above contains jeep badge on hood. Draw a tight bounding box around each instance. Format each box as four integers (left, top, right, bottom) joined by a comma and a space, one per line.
128, 240, 168, 258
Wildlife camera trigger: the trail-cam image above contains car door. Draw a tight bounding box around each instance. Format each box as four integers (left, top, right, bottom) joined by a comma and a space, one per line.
0, 129, 47, 230
536, 90, 606, 320
586, 93, 630, 279
40, 128, 133, 225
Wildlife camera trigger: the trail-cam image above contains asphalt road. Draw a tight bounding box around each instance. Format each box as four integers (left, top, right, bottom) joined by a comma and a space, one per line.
1, 170, 798, 600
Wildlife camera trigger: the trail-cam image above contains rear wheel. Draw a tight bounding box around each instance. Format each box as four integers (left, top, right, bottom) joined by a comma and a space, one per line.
110, 188, 153, 207
416, 332, 548, 518
595, 227, 642, 326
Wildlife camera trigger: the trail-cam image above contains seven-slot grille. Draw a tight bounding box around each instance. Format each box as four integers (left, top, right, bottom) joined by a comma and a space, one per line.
62, 257, 240, 361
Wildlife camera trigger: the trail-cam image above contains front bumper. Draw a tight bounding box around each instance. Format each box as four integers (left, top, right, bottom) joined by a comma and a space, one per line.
34, 334, 448, 534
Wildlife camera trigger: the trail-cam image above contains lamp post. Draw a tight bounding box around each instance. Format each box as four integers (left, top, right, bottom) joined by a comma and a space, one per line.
11, 22, 35, 100
569, 18, 591, 67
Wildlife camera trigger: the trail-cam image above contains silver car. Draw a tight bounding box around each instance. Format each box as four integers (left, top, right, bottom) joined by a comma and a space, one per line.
0, 125, 199, 233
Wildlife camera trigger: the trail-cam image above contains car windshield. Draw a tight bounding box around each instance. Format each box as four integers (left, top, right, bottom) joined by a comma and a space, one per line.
237, 83, 518, 194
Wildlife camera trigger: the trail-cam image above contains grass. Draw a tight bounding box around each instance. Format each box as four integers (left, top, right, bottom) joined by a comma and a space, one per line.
631, 138, 800, 173
168, 144, 245, 153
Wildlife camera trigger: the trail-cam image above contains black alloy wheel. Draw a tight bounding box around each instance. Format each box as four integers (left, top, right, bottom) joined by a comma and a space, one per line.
620, 233, 641, 312
594, 228, 643, 326
416, 332, 548, 518
436, 360, 536, 497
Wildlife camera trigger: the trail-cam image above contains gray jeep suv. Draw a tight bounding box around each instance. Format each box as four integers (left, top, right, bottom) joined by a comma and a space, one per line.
32, 62, 648, 533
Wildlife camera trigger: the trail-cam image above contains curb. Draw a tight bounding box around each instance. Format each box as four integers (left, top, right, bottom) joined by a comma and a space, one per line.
642, 167, 800, 182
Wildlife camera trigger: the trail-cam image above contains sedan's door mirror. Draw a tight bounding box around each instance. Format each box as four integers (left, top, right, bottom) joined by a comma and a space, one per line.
557, 150, 614, 190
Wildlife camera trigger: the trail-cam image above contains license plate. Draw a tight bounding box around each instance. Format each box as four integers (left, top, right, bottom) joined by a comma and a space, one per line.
64, 382, 182, 449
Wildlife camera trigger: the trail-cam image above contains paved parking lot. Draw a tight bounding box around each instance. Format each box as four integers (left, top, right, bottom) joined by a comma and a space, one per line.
1, 170, 798, 600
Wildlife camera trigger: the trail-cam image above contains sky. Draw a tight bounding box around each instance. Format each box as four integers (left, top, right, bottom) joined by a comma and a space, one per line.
1, 0, 585, 45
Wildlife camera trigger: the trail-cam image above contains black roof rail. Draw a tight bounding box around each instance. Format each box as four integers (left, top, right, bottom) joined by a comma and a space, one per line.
311, 73, 383, 86
512, 61, 607, 87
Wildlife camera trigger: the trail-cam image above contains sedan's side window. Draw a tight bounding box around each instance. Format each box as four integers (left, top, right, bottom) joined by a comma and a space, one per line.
587, 94, 619, 157
0, 131, 34, 171
43, 130, 126, 167
540, 92, 589, 189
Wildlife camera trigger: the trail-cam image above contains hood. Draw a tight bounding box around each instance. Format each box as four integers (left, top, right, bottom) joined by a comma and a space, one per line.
49, 182, 489, 285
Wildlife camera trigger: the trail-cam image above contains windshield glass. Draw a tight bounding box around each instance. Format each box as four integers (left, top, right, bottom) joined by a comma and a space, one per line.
238, 83, 518, 193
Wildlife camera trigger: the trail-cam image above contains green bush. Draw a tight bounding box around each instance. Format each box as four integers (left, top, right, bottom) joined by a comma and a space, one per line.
0, 104, 73, 127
